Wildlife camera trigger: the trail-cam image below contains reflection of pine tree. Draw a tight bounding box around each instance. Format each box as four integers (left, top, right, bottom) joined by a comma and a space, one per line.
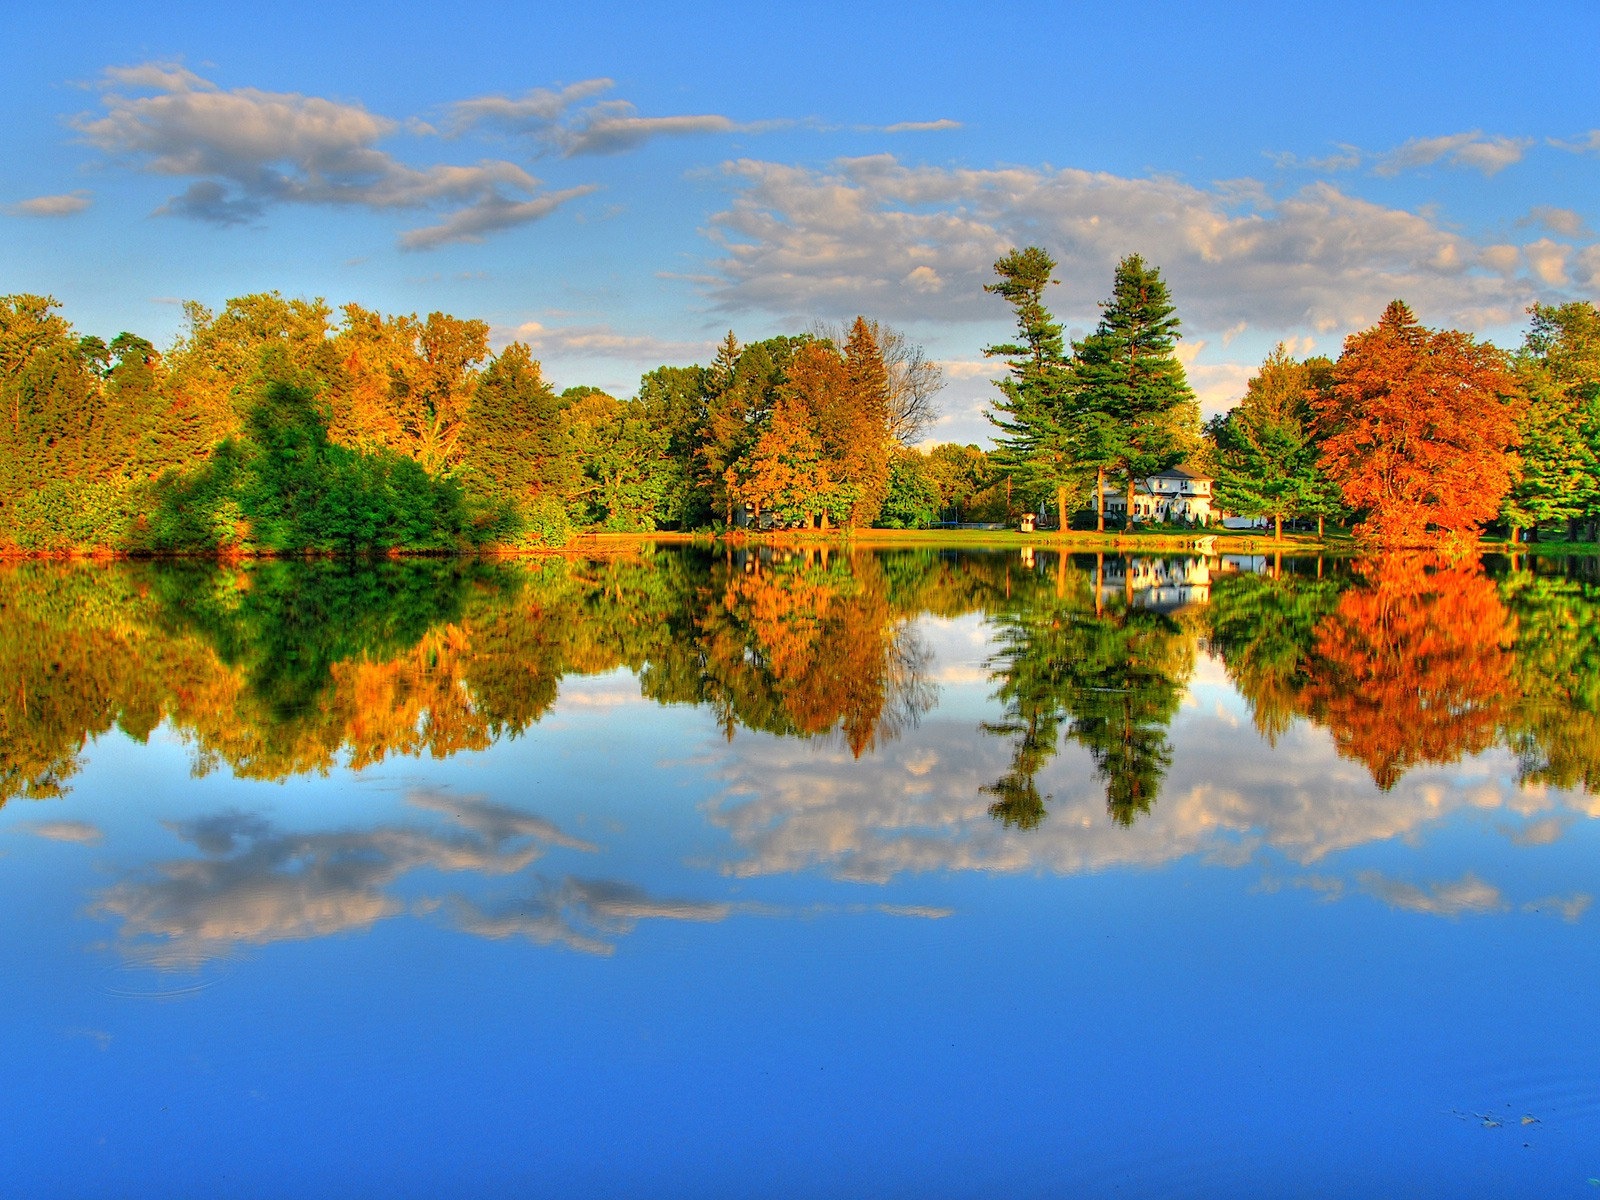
982, 555, 1193, 829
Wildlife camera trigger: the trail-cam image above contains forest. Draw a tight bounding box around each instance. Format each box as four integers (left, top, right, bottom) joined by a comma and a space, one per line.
2, 248, 1598, 554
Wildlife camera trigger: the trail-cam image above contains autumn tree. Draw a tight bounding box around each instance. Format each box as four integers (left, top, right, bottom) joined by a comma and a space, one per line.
166, 292, 337, 448
1314, 301, 1520, 547
839, 316, 893, 527
813, 318, 944, 446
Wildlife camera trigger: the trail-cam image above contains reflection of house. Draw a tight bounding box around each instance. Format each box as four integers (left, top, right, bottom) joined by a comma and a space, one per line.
1098, 556, 1213, 612
1100, 465, 1213, 523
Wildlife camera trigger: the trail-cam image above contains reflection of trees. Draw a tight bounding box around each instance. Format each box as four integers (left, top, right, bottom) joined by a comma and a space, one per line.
1501, 566, 1600, 790
685, 549, 937, 755
982, 554, 1194, 828
1206, 566, 1344, 745
1211, 556, 1521, 792
1, 548, 958, 799
1302, 556, 1518, 790
10, 548, 1600, 808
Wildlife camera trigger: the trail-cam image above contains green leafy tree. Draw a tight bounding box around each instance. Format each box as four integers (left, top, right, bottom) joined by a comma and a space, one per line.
880, 449, 940, 529
1504, 302, 1600, 541
1208, 344, 1336, 538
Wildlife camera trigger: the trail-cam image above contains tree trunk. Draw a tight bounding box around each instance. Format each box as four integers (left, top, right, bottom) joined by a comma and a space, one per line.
1124, 477, 1136, 533
1274, 512, 1282, 541
1095, 468, 1105, 533
1510, 525, 1521, 544
1056, 484, 1068, 535
1317, 514, 1325, 539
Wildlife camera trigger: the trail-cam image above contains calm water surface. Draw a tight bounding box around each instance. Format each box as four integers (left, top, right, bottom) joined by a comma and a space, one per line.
3, 547, 1599, 1197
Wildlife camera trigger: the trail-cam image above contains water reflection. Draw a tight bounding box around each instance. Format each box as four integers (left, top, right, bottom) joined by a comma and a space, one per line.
5, 547, 1600, 825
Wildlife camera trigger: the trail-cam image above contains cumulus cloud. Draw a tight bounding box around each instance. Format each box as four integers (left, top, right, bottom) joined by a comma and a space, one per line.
1268, 145, 1363, 173
1522, 893, 1592, 921
702, 154, 1550, 334
1523, 237, 1570, 286
1519, 205, 1591, 239
7, 191, 92, 217
398, 185, 598, 250
76, 63, 589, 248
450, 80, 771, 157
1375, 131, 1532, 176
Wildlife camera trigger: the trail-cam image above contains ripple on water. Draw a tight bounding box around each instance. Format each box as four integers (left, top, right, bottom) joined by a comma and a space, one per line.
96, 951, 227, 1001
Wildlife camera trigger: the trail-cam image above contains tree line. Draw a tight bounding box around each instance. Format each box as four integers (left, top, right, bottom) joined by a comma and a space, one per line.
1, 293, 1025, 554
989, 245, 1600, 548
8, 253, 1597, 553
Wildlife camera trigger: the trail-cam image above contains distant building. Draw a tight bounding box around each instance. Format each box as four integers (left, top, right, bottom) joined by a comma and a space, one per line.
1100, 464, 1214, 524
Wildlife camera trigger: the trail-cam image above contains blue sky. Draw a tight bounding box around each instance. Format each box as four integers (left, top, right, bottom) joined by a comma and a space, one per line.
5, 0, 1598, 442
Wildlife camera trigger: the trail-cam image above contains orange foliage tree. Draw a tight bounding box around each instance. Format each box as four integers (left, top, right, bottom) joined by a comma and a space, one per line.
1314, 301, 1521, 547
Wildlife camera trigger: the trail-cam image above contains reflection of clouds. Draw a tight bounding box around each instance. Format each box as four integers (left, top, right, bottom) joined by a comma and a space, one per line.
1523, 894, 1593, 922
21, 820, 104, 845
451, 878, 732, 956
1504, 816, 1572, 847
1356, 871, 1507, 917
705, 648, 1598, 919
96, 793, 592, 966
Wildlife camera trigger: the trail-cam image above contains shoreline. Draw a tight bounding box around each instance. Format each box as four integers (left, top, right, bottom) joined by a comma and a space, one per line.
1, 527, 1594, 563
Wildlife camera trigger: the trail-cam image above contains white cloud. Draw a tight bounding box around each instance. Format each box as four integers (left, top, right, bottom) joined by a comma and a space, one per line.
1519, 205, 1591, 239
450, 877, 732, 956
94, 794, 592, 965
702, 155, 1550, 335
882, 119, 962, 134
450, 80, 772, 157
1375, 131, 1532, 176
504, 320, 715, 365
7, 191, 92, 217
1523, 237, 1571, 286
1267, 145, 1362, 173
398, 185, 598, 250
77, 62, 590, 249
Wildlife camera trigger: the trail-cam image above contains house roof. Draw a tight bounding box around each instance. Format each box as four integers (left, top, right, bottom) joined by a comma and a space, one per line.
1153, 463, 1208, 480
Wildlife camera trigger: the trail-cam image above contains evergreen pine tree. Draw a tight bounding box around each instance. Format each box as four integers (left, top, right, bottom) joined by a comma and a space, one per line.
1072, 255, 1198, 530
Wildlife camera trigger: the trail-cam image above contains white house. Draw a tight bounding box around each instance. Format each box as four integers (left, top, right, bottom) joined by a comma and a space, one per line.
1099, 464, 1214, 524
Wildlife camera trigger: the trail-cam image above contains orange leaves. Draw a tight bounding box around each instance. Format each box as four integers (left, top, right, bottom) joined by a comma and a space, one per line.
1301, 555, 1518, 789
1315, 301, 1521, 546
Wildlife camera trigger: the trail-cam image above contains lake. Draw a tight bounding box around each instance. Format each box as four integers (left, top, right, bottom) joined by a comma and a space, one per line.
3, 546, 1598, 1197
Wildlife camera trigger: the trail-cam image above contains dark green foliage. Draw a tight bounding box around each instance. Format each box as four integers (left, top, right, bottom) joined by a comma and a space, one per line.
149, 379, 472, 554
880, 451, 940, 528
1073, 255, 1199, 526
984, 248, 1079, 524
